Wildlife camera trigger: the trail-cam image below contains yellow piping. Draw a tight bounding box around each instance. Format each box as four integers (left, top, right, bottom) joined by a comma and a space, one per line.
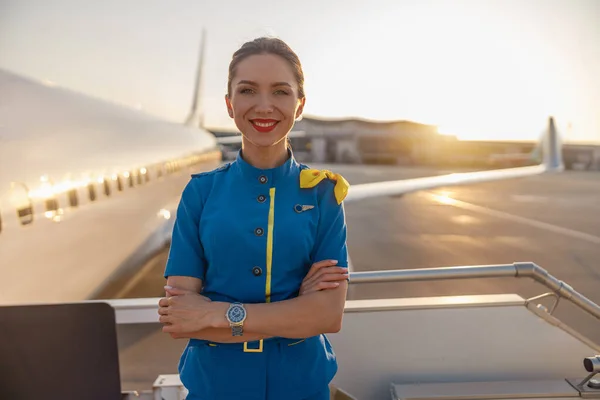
265, 187, 275, 303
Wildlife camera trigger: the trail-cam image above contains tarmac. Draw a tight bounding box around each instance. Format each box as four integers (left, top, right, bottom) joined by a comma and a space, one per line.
110, 165, 600, 391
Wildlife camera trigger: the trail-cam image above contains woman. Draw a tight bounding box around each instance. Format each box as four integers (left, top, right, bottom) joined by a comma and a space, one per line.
158, 37, 350, 400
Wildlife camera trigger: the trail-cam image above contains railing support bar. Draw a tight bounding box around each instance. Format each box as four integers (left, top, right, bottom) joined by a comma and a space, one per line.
348, 262, 600, 321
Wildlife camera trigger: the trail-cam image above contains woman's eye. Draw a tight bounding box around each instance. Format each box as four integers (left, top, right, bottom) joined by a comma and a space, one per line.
240, 88, 254, 94
274, 90, 289, 95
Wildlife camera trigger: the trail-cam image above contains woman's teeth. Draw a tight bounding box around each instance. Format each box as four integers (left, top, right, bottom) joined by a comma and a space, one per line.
254, 121, 277, 127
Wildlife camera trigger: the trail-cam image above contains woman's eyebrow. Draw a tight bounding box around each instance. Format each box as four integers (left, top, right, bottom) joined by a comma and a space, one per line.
237, 80, 292, 88
271, 82, 292, 88
237, 80, 258, 86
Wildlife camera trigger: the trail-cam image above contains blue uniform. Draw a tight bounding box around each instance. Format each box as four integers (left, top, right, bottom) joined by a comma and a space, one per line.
164, 149, 349, 400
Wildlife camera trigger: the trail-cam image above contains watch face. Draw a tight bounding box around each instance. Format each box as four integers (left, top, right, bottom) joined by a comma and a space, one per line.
227, 304, 246, 323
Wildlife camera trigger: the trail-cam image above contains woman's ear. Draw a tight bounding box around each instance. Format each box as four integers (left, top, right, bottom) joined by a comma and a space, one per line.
295, 97, 306, 120
224, 94, 234, 118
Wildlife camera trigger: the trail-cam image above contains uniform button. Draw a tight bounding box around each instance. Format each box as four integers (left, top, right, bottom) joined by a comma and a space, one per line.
254, 227, 264, 236
257, 194, 266, 203
252, 267, 262, 276
258, 175, 268, 184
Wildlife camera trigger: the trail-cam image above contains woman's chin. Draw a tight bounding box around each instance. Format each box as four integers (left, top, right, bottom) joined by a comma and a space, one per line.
244, 133, 287, 148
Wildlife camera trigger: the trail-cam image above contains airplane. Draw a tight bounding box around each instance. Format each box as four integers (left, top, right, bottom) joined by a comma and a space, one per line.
0, 33, 222, 304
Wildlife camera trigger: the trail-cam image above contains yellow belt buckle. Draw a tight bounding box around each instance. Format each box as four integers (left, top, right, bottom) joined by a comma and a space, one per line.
243, 339, 263, 353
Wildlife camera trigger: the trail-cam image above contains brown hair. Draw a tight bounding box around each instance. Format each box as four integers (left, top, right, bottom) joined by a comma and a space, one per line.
227, 37, 305, 99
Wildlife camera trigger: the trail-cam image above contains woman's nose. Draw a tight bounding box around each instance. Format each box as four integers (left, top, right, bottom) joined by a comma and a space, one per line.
254, 94, 274, 113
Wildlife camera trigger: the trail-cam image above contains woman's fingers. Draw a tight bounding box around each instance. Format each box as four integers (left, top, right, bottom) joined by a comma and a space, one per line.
303, 266, 348, 288
158, 297, 169, 307
300, 269, 349, 295
301, 281, 341, 295
304, 259, 338, 280
304, 266, 347, 284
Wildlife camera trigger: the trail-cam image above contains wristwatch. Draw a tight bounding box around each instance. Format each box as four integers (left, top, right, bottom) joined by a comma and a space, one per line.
225, 302, 247, 336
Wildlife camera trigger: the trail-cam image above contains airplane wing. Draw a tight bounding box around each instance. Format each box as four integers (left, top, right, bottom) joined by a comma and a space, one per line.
345, 164, 547, 202
345, 117, 563, 201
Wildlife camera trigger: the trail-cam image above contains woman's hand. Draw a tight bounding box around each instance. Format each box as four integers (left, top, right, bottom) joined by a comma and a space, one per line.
299, 260, 349, 295
158, 286, 228, 334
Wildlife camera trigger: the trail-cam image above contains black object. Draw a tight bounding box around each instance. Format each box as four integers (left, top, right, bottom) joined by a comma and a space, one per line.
0, 302, 122, 400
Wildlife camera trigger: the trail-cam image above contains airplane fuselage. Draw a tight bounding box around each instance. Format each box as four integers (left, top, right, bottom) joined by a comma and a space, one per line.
0, 70, 221, 304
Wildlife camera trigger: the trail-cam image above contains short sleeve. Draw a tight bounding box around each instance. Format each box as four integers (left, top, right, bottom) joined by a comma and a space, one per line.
164, 179, 207, 280
310, 181, 349, 268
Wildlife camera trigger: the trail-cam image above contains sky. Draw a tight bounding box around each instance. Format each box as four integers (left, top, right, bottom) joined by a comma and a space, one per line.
1, 0, 599, 143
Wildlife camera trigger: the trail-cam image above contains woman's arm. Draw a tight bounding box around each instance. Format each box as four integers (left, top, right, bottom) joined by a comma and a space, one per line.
166, 276, 202, 293
162, 261, 349, 341
241, 279, 348, 338
164, 276, 275, 342
163, 282, 347, 340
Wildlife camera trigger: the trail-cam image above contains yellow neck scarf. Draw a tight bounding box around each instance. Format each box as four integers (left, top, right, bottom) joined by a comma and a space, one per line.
300, 169, 349, 205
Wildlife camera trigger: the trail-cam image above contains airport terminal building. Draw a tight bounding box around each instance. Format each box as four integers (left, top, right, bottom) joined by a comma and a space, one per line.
291, 116, 440, 164
213, 116, 442, 165
211, 116, 600, 170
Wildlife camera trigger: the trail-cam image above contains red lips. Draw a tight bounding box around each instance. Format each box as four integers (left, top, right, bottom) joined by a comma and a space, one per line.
250, 119, 279, 133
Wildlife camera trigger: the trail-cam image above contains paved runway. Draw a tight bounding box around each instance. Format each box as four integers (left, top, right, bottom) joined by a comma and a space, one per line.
112, 165, 600, 391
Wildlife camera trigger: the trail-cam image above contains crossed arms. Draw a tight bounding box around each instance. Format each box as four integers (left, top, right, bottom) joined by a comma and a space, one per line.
159, 260, 349, 343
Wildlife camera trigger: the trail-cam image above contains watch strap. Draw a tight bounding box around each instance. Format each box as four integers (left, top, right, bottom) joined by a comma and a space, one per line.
231, 324, 243, 336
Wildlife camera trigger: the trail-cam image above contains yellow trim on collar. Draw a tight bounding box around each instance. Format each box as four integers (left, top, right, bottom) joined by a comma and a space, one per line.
300, 169, 349, 205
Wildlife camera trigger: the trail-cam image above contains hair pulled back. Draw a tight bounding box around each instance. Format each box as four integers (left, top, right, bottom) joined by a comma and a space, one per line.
227, 37, 305, 99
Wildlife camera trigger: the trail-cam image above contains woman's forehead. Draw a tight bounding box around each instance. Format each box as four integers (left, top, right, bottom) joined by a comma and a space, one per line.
233, 54, 297, 87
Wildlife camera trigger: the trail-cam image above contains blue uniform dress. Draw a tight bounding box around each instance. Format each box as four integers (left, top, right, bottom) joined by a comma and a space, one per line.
164, 149, 349, 400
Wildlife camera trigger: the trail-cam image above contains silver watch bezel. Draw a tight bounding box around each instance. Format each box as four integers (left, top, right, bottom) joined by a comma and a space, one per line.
226, 303, 246, 336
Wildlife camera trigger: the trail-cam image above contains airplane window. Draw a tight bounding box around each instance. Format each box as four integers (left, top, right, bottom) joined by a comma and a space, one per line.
0, 211, 3, 233
18, 207, 33, 225
116, 176, 123, 191
128, 173, 134, 188
136, 172, 143, 185
45, 198, 59, 212
68, 189, 78, 207
157, 167, 163, 179
88, 183, 97, 202
10, 183, 34, 225
103, 178, 111, 196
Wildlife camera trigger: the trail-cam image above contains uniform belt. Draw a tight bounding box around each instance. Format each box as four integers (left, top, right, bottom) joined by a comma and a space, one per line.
189, 336, 307, 353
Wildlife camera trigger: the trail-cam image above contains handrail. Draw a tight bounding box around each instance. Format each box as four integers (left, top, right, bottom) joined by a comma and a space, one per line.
348, 262, 600, 321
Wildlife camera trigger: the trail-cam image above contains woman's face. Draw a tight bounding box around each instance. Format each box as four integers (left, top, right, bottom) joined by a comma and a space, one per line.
226, 53, 304, 148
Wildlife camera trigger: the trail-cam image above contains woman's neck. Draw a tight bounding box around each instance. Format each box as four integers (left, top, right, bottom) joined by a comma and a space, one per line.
241, 140, 289, 169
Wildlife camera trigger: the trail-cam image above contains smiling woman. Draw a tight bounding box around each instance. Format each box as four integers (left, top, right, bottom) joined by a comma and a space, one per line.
159, 37, 351, 400
224, 39, 306, 168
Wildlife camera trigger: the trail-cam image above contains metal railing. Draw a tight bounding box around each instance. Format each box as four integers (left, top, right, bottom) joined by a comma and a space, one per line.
99, 261, 600, 326
348, 262, 600, 321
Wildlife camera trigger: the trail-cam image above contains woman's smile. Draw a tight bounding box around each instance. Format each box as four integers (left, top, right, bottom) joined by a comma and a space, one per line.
250, 118, 280, 133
